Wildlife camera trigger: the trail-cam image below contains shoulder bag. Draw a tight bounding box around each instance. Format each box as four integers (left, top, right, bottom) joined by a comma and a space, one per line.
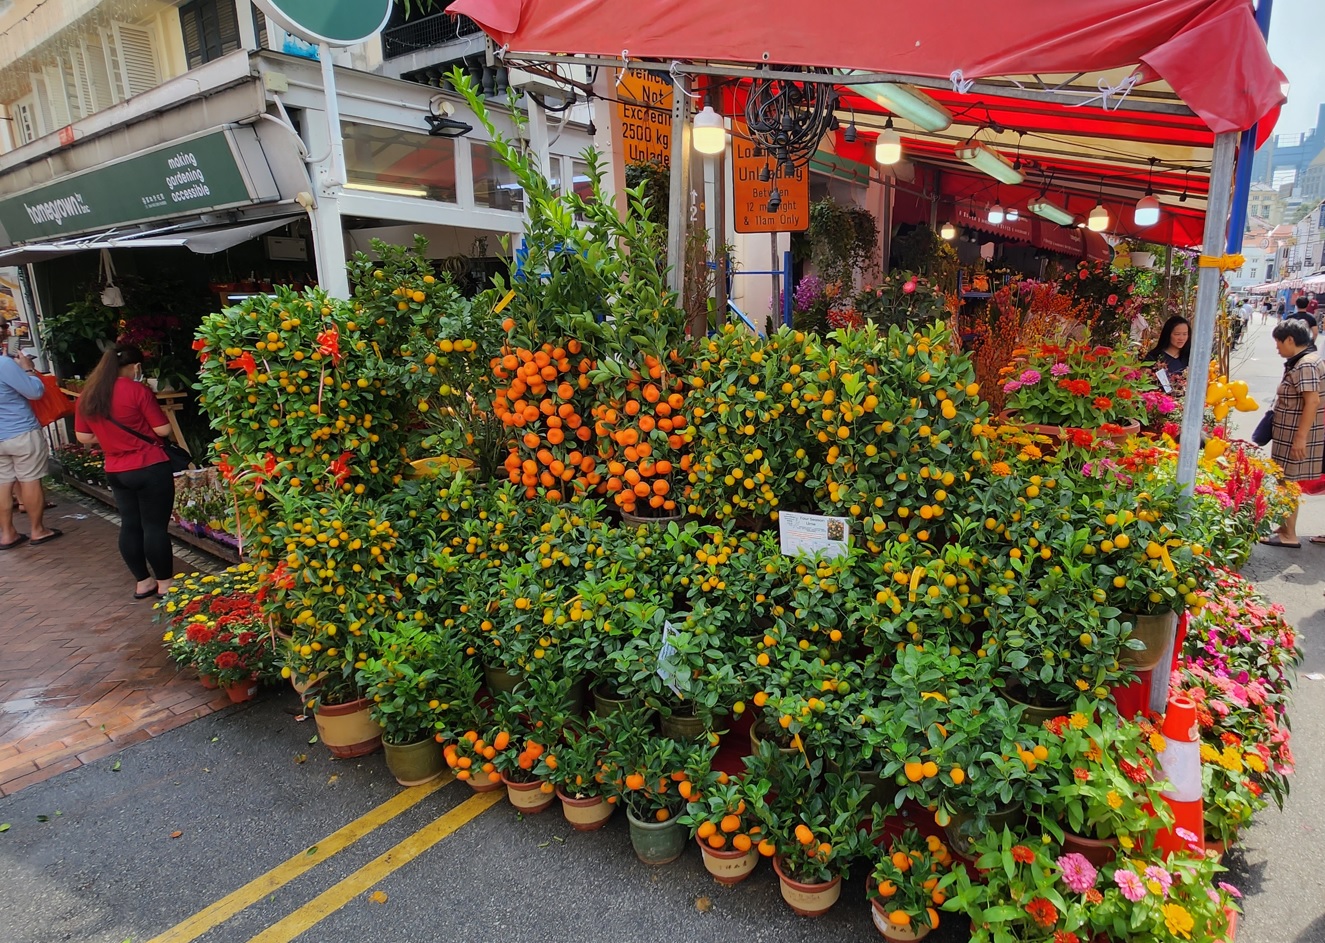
107, 416, 193, 473
29, 374, 76, 426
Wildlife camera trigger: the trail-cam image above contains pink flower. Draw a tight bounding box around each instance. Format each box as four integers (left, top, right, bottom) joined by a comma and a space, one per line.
1114, 869, 1146, 902
1108, 294, 1119, 305
1219, 882, 1242, 899
902, 279, 917, 294
1056, 853, 1097, 893
1050, 362, 1071, 377
1144, 865, 1173, 896
1020, 369, 1042, 386
1004, 380, 1023, 393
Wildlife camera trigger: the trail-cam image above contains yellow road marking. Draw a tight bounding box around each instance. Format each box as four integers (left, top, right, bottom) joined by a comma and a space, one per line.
246, 788, 504, 943
143, 776, 451, 943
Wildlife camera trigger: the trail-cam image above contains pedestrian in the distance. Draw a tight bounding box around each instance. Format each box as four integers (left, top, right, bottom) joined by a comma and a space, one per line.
1261, 319, 1324, 549
74, 344, 177, 598
0, 324, 60, 549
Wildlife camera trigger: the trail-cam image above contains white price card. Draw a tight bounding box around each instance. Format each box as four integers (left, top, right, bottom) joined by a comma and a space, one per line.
778, 512, 851, 559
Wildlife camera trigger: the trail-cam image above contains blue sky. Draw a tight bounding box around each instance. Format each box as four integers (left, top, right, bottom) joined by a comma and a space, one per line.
1267, 0, 1325, 137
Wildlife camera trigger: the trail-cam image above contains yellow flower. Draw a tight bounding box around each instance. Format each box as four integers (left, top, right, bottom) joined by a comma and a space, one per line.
1075, 679, 1090, 691
1020, 444, 1043, 460
1244, 753, 1266, 773
1106, 790, 1123, 810
1162, 903, 1195, 939
991, 462, 1012, 477
1218, 748, 1244, 773
1118, 836, 1135, 851
1149, 733, 1167, 753
162, 631, 174, 642
1200, 744, 1220, 763
1069, 713, 1089, 730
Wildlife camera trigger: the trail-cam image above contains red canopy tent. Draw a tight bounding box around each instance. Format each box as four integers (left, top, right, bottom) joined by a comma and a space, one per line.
446, 0, 1284, 507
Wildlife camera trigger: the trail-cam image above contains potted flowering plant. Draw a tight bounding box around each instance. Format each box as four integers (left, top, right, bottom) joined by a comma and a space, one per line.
1036, 703, 1173, 863
678, 773, 768, 884
853, 272, 950, 331
867, 828, 954, 941
535, 718, 614, 831
444, 727, 505, 793
1090, 850, 1241, 943
206, 627, 275, 704
355, 624, 476, 786
597, 707, 711, 865
1001, 343, 1154, 431
744, 740, 870, 916
940, 829, 1099, 943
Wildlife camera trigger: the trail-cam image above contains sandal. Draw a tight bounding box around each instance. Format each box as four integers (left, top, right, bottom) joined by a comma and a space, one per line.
28, 528, 63, 546
0, 534, 29, 550
1259, 535, 1301, 549
1310, 536, 1325, 545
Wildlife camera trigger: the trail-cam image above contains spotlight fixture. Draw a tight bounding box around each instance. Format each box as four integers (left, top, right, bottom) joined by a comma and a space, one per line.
758, 164, 771, 183
956, 140, 1024, 184
1028, 196, 1075, 227
425, 114, 473, 138
875, 117, 902, 165
1134, 158, 1161, 228
940, 221, 956, 240
586, 117, 597, 138
692, 104, 726, 155
767, 187, 782, 212
988, 203, 1005, 225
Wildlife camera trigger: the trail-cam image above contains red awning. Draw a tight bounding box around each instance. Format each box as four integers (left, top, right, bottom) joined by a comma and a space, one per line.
449, 0, 1284, 134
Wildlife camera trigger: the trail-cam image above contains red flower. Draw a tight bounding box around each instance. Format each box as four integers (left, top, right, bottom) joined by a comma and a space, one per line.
191, 337, 210, 365
185, 624, 215, 645
1011, 845, 1036, 863
217, 455, 236, 482
317, 326, 341, 364
1025, 897, 1059, 927
1045, 716, 1069, 736
1055, 932, 1081, 943
214, 651, 240, 670
1073, 767, 1091, 781
1085, 889, 1103, 905
227, 351, 257, 378
1118, 759, 1149, 784
1117, 388, 1134, 400
1093, 396, 1113, 410
329, 451, 354, 487
1068, 428, 1095, 447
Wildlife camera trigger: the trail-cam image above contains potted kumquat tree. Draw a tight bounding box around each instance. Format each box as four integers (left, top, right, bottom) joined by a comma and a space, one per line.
867, 828, 954, 941
678, 773, 769, 884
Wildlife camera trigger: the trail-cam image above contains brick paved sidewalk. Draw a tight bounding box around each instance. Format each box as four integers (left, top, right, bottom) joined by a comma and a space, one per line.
0, 494, 231, 796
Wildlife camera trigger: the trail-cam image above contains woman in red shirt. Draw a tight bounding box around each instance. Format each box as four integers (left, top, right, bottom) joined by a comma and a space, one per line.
74, 345, 177, 599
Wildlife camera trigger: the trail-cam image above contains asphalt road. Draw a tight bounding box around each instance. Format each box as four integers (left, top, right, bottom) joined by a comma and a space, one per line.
0, 319, 1319, 943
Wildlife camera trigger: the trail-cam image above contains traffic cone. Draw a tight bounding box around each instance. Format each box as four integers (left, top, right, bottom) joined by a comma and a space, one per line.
1154, 694, 1205, 857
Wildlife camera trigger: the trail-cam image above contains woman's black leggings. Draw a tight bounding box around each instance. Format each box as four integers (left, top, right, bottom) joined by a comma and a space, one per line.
106, 461, 175, 581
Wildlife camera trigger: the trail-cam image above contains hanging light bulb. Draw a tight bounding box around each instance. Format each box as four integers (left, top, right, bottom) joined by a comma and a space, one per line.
1005, 207, 1020, 222
940, 221, 956, 240
875, 118, 901, 165
843, 107, 858, 143
692, 104, 726, 155
988, 203, 1005, 225
767, 187, 782, 212
1134, 158, 1161, 227
1088, 203, 1110, 232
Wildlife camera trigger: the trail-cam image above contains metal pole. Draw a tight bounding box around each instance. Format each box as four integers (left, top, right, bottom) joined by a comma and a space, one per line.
667, 75, 692, 308
1176, 132, 1239, 492
314, 43, 349, 298
714, 146, 728, 333
783, 251, 794, 327
319, 44, 347, 188
1225, 0, 1274, 253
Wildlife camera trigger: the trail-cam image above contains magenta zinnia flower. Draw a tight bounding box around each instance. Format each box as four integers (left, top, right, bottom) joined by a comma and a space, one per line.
1056, 853, 1097, 893
1114, 869, 1146, 902
1050, 362, 1071, 377
1144, 865, 1173, 896
1019, 369, 1042, 386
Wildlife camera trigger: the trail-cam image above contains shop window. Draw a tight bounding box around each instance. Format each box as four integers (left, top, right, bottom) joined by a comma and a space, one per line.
1250, 267, 1258, 279
12, 96, 38, 145
180, 0, 242, 69
471, 142, 524, 212
104, 22, 161, 100
569, 158, 596, 218
341, 121, 458, 202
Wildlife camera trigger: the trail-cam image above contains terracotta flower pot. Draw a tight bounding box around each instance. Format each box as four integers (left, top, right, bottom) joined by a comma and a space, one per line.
197, 673, 219, 690
221, 676, 259, 704
698, 839, 759, 885
501, 773, 555, 814
1118, 610, 1179, 671
464, 771, 503, 793
1061, 831, 1119, 868
772, 855, 842, 916
870, 898, 932, 941
313, 697, 383, 759
556, 788, 614, 831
